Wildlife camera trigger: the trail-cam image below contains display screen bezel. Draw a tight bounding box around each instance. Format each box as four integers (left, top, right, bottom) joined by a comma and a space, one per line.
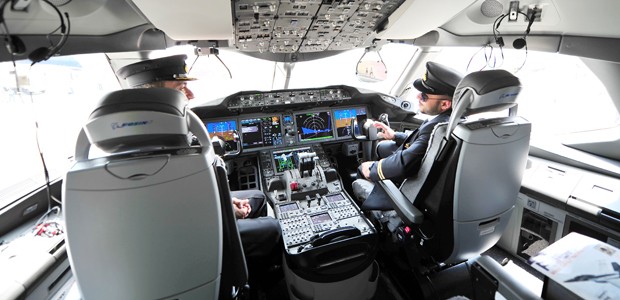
325, 193, 346, 203
294, 110, 335, 143
272, 147, 313, 174
201, 105, 370, 153
310, 213, 332, 225
239, 114, 284, 150
332, 106, 368, 140
279, 202, 299, 213
204, 118, 239, 151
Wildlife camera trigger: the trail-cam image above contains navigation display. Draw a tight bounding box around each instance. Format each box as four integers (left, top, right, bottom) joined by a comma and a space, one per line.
295, 111, 333, 142
206, 120, 238, 151
240, 116, 283, 149
333, 107, 367, 138
272, 147, 312, 173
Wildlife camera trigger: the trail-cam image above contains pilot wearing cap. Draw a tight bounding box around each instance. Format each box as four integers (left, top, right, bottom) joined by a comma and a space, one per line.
116, 55, 282, 270
116, 54, 197, 100
352, 61, 463, 206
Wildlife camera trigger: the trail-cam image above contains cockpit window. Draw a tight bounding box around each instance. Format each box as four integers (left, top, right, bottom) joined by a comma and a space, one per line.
0, 54, 120, 209
431, 47, 620, 139
287, 43, 417, 93
157, 44, 418, 107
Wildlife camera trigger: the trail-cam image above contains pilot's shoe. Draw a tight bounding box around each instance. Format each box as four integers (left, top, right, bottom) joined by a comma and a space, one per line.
413, 61, 463, 96
116, 54, 197, 87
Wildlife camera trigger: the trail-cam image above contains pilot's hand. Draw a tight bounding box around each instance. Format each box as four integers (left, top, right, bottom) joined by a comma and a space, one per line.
373, 121, 395, 140
361, 161, 373, 179
232, 197, 251, 219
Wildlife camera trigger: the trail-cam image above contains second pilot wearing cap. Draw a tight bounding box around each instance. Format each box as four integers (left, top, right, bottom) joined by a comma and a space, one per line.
116, 54, 197, 100
352, 61, 463, 204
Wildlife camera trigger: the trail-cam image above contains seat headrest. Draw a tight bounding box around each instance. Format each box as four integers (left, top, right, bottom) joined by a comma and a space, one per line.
452, 69, 521, 116
442, 70, 521, 141
89, 88, 187, 119
84, 88, 190, 153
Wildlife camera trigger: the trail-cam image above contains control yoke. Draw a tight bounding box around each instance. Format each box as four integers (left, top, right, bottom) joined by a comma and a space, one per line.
211, 131, 241, 157
351, 118, 380, 161
378, 113, 390, 128
351, 118, 378, 141
350, 113, 391, 141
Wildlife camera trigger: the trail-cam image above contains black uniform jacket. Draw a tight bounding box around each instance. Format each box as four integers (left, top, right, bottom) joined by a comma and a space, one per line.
368, 110, 451, 183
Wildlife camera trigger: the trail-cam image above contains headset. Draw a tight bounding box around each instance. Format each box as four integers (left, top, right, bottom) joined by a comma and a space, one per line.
493, 8, 537, 50
0, 0, 70, 65
28, 0, 70, 65
512, 10, 537, 49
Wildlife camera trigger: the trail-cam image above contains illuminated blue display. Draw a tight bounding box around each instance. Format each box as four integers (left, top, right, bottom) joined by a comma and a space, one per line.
333, 107, 367, 138
295, 111, 333, 142
205, 120, 238, 150
207, 120, 237, 134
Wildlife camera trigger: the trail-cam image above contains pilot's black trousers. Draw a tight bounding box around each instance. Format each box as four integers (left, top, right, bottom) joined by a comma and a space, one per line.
231, 190, 282, 259
231, 189, 268, 219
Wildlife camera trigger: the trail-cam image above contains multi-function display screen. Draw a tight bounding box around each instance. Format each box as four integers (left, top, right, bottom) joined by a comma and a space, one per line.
333, 107, 367, 138
310, 213, 332, 225
295, 111, 333, 142
279, 202, 299, 213
240, 116, 283, 149
206, 120, 238, 151
272, 147, 312, 173
325, 193, 345, 203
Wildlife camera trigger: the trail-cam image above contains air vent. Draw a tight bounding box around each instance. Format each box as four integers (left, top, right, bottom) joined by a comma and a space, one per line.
401, 101, 411, 110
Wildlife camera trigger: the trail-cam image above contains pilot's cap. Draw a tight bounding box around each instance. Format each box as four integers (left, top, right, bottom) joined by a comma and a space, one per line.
116, 54, 197, 87
413, 62, 463, 97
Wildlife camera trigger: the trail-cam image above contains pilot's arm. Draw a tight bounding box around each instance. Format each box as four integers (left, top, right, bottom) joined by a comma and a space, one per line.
365, 126, 433, 181
373, 121, 408, 145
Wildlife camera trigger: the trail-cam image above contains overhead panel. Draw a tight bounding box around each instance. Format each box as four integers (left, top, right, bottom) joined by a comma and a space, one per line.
233, 0, 405, 54
235, 1, 279, 53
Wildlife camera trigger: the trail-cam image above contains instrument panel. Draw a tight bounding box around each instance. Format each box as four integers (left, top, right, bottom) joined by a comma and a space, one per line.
203, 106, 368, 152
200, 88, 380, 259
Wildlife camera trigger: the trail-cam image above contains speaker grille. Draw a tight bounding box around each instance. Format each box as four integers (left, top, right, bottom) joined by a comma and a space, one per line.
481, 0, 503, 18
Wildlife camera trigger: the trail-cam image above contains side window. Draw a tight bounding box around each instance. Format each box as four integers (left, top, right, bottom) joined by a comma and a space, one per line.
428, 47, 619, 138
0, 54, 120, 209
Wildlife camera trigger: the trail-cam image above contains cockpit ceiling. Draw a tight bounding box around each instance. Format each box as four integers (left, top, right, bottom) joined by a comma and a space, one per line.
233, 0, 404, 54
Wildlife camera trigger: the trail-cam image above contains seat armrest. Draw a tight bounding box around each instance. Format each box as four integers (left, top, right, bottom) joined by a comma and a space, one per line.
376, 180, 424, 225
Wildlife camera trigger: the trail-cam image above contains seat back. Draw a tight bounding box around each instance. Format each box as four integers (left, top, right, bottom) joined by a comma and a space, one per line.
401, 70, 531, 265
63, 88, 246, 299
